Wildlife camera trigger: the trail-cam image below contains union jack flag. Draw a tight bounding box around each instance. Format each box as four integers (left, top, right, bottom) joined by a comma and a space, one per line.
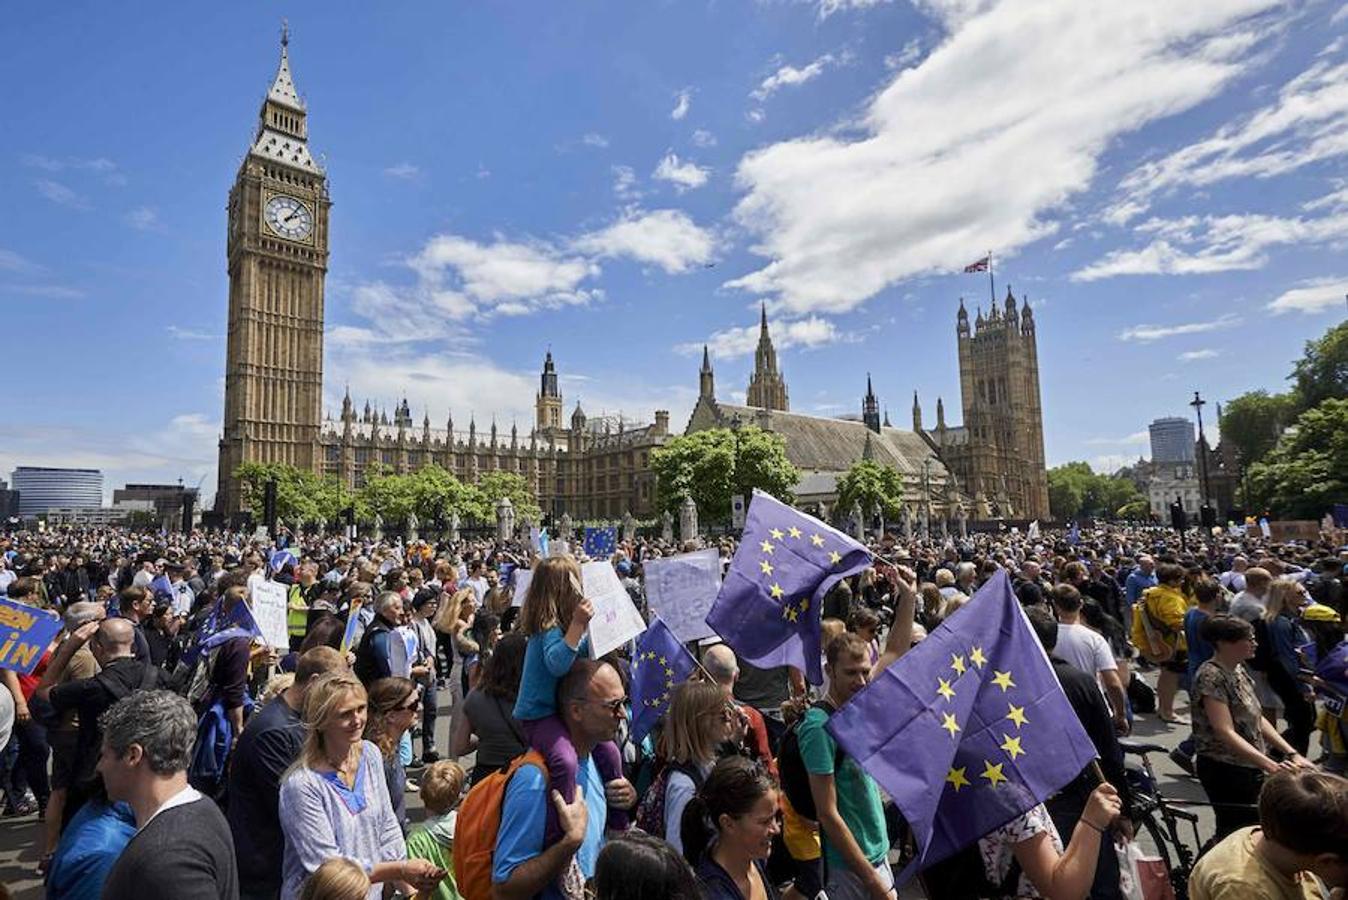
963, 256, 990, 273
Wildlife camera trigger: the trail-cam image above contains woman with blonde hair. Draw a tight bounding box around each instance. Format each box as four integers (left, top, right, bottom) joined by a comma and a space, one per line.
298, 858, 370, 900
363, 676, 421, 835
1264, 580, 1315, 753
279, 671, 443, 900
636, 680, 737, 855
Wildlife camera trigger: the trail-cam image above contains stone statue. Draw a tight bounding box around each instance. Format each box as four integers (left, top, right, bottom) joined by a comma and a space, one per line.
372, 513, 384, 543
621, 511, 636, 544
849, 501, 864, 541
495, 497, 515, 544
447, 510, 461, 543
406, 512, 419, 543
560, 513, 573, 543
901, 505, 912, 540
679, 497, 698, 545
661, 510, 674, 543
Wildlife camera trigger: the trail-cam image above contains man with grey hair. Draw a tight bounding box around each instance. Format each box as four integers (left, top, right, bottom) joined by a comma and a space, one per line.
97, 690, 238, 900
703, 643, 773, 768
353, 590, 405, 687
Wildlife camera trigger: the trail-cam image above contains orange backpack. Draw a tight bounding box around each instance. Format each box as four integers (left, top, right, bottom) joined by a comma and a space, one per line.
453, 749, 548, 900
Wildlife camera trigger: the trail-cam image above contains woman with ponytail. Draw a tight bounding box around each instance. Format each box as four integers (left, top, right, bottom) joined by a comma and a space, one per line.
680, 755, 782, 900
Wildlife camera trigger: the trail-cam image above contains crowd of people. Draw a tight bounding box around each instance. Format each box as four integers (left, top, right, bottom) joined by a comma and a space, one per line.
0, 518, 1345, 899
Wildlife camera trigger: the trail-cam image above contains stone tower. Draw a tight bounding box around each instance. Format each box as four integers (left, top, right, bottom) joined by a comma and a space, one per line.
698, 345, 715, 401
217, 28, 331, 517
535, 350, 564, 437
746, 303, 789, 411
952, 289, 1049, 519
862, 374, 881, 433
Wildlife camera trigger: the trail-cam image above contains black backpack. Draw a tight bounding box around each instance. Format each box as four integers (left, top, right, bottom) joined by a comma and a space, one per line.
776, 699, 841, 821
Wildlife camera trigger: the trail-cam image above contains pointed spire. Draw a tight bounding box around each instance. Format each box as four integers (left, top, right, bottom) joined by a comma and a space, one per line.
866, 372, 876, 401
862, 430, 876, 461
760, 301, 769, 334
912, 390, 923, 432
267, 23, 305, 111
701, 344, 712, 372
937, 396, 946, 429
883, 408, 892, 428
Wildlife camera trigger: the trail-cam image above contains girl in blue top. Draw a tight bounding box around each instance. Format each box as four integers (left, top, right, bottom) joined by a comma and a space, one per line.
513, 555, 629, 844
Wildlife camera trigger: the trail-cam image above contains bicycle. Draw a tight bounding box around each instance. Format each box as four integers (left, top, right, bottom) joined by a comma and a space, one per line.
1120, 739, 1205, 900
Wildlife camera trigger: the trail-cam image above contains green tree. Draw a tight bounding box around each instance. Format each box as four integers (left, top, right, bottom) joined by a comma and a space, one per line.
476, 470, 541, 523
836, 460, 908, 520
1220, 390, 1296, 467
1290, 321, 1348, 412
1047, 462, 1093, 521
1248, 397, 1348, 518
357, 466, 416, 523
651, 426, 798, 521
234, 461, 352, 524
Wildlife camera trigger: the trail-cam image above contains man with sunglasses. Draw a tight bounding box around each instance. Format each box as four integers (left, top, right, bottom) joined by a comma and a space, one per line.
494, 659, 631, 900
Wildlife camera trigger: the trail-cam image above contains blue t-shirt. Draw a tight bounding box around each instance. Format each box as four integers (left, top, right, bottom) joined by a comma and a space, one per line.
1125, 569, 1158, 607
493, 755, 606, 898
514, 627, 590, 721
48, 800, 137, 900
1184, 608, 1213, 682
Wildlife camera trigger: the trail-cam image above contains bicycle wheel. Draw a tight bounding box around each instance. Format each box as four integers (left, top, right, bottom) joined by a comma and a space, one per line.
1138, 813, 1188, 900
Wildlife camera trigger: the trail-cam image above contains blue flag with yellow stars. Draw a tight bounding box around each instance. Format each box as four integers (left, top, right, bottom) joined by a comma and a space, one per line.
583, 526, 617, 558
827, 570, 1098, 884
629, 615, 697, 744
706, 489, 871, 685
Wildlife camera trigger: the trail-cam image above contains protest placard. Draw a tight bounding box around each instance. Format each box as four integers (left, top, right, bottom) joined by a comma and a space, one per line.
583, 561, 646, 658
512, 568, 533, 608
340, 600, 363, 652
0, 597, 62, 675
250, 579, 291, 649
645, 548, 721, 643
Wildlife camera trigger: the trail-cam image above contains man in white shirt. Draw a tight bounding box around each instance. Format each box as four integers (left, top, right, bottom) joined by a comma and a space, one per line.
1051, 584, 1129, 736
1229, 567, 1272, 622
1219, 556, 1248, 594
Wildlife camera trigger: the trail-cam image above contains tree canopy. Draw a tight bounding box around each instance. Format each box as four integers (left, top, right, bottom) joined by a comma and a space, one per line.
651, 425, 798, 521
1291, 320, 1348, 411
233, 461, 353, 525
1248, 398, 1348, 519
1219, 390, 1296, 468
1047, 462, 1146, 521
836, 459, 908, 520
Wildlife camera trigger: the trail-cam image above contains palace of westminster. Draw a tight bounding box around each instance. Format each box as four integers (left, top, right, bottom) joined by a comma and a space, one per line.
216, 36, 1050, 525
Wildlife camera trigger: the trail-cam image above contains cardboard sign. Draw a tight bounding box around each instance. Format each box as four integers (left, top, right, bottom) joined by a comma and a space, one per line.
0, 598, 62, 675
583, 561, 646, 658
645, 548, 721, 643
512, 568, 533, 608
250, 579, 290, 650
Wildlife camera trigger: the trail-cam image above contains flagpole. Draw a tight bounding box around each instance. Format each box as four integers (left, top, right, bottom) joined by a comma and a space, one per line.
988, 249, 996, 304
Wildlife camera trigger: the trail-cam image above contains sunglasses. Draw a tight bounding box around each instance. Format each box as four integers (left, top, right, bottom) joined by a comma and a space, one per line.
581, 696, 628, 715
396, 696, 421, 712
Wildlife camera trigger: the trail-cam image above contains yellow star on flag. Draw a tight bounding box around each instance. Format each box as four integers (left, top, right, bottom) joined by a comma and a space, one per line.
991, 670, 1016, 692
769, 583, 785, 599
828, 550, 842, 565
760, 540, 775, 554
969, 646, 987, 668
999, 733, 1025, 760
945, 766, 970, 792
759, 560, 774, 575
783, 606, 799, 623
981, 760, 1008, 787
1006, 704, 1029, 728
940, 712, 960, 737
936, 678, 956, 701
799, 597, 810, 613
810, 533, 825, 547
769, 527, 785, 540
788, 526, 802, 539
950, 654, 967, 676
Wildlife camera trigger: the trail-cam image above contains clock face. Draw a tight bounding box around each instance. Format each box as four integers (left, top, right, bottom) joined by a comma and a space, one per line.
263, 195, 313, 241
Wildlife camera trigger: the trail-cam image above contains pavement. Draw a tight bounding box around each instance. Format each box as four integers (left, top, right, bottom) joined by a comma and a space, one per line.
0, 671, 1213, 899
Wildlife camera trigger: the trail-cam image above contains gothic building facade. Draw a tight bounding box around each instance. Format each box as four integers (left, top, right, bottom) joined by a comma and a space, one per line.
217, 37, 668, 522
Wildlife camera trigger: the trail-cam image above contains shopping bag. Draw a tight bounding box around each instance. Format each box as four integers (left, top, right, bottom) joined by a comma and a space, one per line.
1116, 839, 1175, 900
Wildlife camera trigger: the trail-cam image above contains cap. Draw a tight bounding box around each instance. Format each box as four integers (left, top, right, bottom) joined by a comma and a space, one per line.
1301, 603, 1342, 624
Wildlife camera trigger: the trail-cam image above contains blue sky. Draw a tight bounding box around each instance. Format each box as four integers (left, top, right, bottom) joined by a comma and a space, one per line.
3, 1, 1347, 504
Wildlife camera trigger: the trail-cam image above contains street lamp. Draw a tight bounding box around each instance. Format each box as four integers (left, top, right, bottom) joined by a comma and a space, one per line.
1190, 391, 1214, 522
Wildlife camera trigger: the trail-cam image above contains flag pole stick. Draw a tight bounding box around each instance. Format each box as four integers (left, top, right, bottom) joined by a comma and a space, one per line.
988, 249, 996, 304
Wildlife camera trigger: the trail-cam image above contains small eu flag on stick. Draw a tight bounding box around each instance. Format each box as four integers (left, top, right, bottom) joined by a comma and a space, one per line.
583, 526, 616, 559
705, 490, 871, 685
630, 616, 698, 744
827, 571, 1098, 884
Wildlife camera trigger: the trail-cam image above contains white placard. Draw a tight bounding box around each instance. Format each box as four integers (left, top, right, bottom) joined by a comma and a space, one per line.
250, 579, 290, 650
512, 568, 533, 608
550, 540, 571, 558
583, 561, 646, 658
644, 548, 721, 643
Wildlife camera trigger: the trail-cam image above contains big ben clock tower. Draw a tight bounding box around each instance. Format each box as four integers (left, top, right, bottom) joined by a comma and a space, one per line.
217, 27, 330, 518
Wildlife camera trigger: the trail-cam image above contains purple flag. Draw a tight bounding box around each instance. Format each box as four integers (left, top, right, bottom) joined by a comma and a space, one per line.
705, 490, 870, 684
827, 571, 1098, 883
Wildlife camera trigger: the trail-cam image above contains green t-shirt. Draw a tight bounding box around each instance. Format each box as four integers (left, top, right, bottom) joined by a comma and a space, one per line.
796, 705, 888, 870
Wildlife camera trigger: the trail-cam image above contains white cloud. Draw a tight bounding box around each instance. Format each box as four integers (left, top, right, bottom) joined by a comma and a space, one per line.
652, 152, 710, 191
167, 325, 216, 341
1267, 276, 1348, 314
124, 206, 159, 230
581, 133, 610, 148
816, 0, 890, 19
677, 315, 844, 359
726, 0, 1282, 316
612, 165, 640, 200
1073, 202, 1348, 281
0, 249, 40, 273
35, 179, 91, 210
3, 284, 85, 300
21, 154, 124, 186
383, 162, 420, 179
1179, 348, 1220, 361
751, 54, 835, 102
1084, 431, 1150, 446
573, 209, 716, 274
1089, 454, 1136, 474
412, 234, 596, 308
691, 130, 717, 148
885, 39, 924, 70
1118, 314, 1241, 342
670, 88, 692, 121
746, 108, 766, 125
1106, 52, 1348, 224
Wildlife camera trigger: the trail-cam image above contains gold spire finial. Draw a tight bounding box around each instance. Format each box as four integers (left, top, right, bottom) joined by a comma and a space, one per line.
281, 19, 289, 48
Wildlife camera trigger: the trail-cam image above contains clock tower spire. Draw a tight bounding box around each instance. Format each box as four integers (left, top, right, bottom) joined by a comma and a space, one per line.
217, 27, 331, 518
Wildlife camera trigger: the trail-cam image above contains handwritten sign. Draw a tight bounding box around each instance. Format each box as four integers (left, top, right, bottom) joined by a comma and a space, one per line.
0, 598, 62, 675
512, 568, 534, 608
583, 562, 646, 658
645, 549, 721, 643
341, 600, 364, 652
250, 579, 290, 650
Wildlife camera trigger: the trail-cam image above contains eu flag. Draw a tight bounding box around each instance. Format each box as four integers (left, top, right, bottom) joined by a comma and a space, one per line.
827, 571, 1098, 883
706, 490, 870, 685
149, 574, 176, 606
583, 526, 617, 558
181, 596, 263, 667
629, 616, 698, 744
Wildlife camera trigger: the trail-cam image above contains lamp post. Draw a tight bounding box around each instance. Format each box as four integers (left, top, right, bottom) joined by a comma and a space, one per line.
1190, 391, 1213, 522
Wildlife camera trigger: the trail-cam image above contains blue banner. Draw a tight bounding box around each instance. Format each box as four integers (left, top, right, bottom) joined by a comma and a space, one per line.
0, 598, 63, 675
